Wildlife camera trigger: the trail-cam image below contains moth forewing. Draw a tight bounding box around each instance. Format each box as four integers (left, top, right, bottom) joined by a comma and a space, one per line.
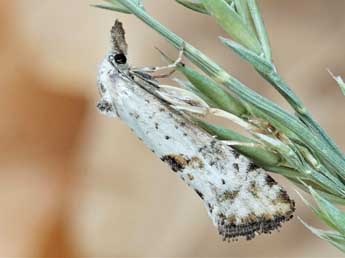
96, 20, 295, 241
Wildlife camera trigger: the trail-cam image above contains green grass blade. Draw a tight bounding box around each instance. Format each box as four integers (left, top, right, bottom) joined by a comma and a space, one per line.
247, 0, 272, 61
220, 36, 273, 74
234, 0, 255, 33
221, 37, 345, 163
175, 0, 234, 14
177, 64, 247, 117
175, 0, 208, 14
309, 187, 345, 235
295, 180, 345, 206
195, 119, 281, 166
201, 0, 262, 54
299, 218, 345, 253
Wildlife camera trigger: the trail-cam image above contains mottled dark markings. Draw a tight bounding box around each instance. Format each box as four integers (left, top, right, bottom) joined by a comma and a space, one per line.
165, 135, 170, 140
278, 189, 293, 204
230, 149, 240, 158
217, 208, 295, 241
219, 190, 239, 202
232, 163, 239, 172
161, 154, 188, 172
249, 182, 259, 198
187, 174, 194, 180
265, 175, 277, 187
135, 113, 140, 119
161, 154, 204, 174
183, 133, 188, 136
210, 140, 217, 148
247, 162, 259, 172
208, 203, 214, 213
97, 100, 114, 113
198, 146, 207, 153
221, 179, 226, 185
189, 156, 204, 169
198, 141, 226, 169
155, 122, 159, 129
99, 83, 106, 93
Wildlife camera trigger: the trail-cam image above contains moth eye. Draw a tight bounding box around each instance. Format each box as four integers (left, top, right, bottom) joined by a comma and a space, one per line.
114, 53, 127, 64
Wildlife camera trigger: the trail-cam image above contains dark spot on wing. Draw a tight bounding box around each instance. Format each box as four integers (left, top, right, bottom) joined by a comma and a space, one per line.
97, 100, 114, 113
187, 174, 194, 180
277, 189, 292, 204
161, 154, 204, 173
129, 112, 140, 119
232, 163, 239, 172
161, 154, 188, 172
189, 156, 204, 169
195, 189, 204, 200
265, 175, 277, 187
231, 149, 240, 158
99, 83, 106, 93
249, 182, 259, 198
210, 140, 217, 148
208, 203, 214, 213
247, 162, 259, 172
219, 190, 239, 202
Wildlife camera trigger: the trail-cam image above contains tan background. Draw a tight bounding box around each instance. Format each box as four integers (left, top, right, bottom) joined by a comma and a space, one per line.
1, 0, 345, 257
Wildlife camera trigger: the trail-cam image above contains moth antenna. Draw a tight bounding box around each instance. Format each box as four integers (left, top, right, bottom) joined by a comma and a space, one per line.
111, 19, 128, 55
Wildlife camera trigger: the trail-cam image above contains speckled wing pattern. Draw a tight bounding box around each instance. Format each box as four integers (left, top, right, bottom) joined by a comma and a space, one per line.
96, 20, 295, 241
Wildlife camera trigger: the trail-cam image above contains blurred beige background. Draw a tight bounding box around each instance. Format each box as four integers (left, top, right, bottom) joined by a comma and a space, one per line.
1, 0, 345, 257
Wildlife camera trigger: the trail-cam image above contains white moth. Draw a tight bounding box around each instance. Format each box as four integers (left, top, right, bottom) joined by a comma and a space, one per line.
96, 20, 295, 241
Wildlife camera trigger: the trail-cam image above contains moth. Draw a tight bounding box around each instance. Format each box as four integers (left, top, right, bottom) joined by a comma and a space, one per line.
96, 20, 295, 241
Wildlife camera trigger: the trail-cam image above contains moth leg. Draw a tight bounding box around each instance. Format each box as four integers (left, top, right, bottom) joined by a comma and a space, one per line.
131, 43, 185, 78
156, 85, 209, 115
150, 69, 176, 79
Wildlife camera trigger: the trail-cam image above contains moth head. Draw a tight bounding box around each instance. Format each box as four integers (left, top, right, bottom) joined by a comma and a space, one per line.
109, 19, 129, 68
